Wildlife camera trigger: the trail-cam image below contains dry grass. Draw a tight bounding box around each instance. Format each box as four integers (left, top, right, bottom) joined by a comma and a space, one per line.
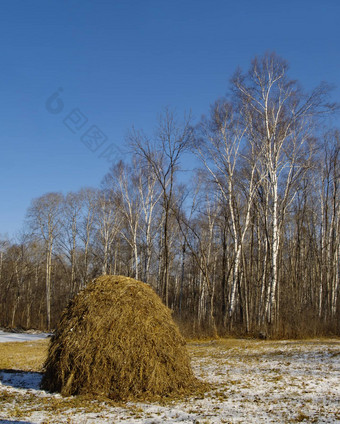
41, 275, 203, 400
0, 339, 48, 371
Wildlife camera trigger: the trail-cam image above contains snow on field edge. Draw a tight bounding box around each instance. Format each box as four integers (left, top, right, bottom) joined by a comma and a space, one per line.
0, 331, 50, 343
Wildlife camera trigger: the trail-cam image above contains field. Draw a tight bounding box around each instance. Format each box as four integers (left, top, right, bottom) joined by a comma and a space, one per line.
0, 336, 339, 423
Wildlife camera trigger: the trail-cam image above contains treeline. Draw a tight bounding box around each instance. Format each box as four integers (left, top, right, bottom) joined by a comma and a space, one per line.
1, 53, 339, 338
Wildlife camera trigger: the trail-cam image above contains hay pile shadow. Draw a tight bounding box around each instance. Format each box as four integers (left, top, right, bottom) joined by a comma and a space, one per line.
41, 275, 202, 400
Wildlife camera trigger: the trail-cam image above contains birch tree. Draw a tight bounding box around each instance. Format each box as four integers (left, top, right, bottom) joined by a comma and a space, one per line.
319, 130, 340, 319
197, 100, 261, 323
59, 191, 83, 295
94, 191, 120, 275
129, 108, 193, 306
102, 161, 142, 280
137, 163, 162, 282
233, 52, 335, 325
79, 188, 97, 286
26, 192, 63, 329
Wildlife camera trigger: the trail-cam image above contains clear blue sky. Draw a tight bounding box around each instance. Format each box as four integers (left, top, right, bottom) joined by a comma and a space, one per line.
1, 0, 339, 239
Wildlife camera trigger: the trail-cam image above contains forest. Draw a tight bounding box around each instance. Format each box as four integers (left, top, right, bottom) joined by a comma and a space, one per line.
1, 53, 339, 338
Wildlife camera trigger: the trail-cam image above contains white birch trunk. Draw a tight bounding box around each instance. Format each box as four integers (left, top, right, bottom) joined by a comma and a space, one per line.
268, 179, 279, 324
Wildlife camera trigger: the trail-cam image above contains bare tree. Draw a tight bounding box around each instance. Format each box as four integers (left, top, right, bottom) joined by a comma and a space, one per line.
94, 190, 121, 275
319, 130, 340, 319
232, 52, 335, 325
0, 238, 10, 285
59, 191, 84, 295
26, 192, 63, 329
78, 188, 97, 286
102, 161, 142, 279
197, 100, 262, 324
129, 108, 193, 306
136, 161, 162, 282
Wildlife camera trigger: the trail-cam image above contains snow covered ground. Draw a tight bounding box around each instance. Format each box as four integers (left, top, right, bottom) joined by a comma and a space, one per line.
0, 331, 50, 343
0, 338, 339, 423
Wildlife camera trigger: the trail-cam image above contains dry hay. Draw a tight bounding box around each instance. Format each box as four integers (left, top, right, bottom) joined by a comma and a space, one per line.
41, 275, 202, 400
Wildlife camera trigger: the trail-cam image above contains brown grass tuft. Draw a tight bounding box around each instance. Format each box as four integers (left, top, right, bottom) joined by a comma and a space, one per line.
41, 275, 203, 400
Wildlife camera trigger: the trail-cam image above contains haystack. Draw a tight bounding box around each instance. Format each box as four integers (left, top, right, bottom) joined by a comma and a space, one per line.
41, 275, 200, 400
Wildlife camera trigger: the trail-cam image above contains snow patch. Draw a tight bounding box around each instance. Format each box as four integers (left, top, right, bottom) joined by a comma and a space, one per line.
0, 331, 50, 343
